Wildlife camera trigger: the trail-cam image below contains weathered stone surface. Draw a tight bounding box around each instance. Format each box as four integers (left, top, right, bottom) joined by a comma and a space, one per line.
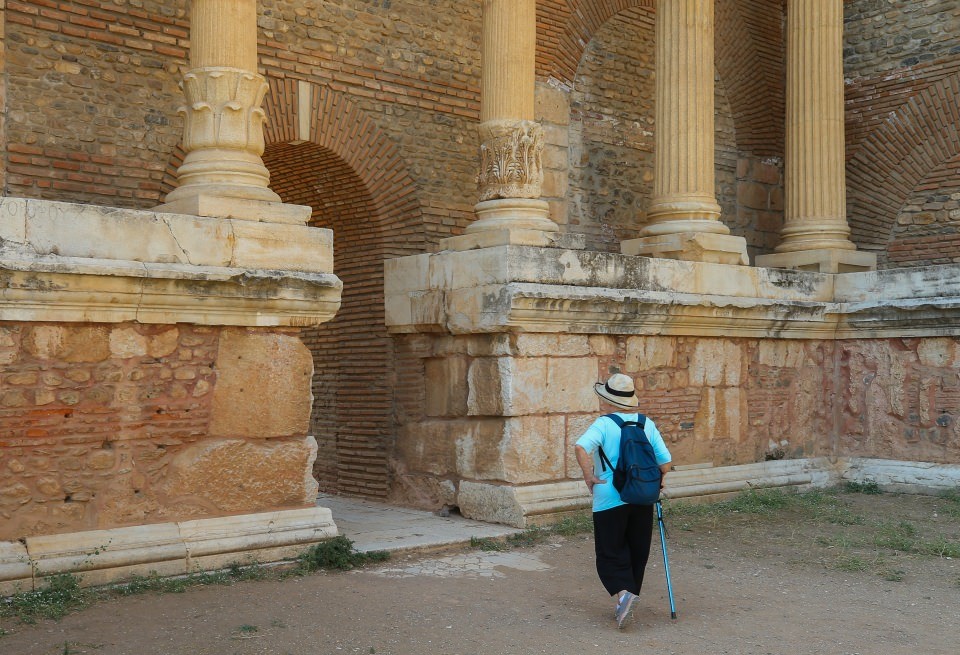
456, 416, 565, 484
23, 326, 111, 363
179, 507, 336, 572
625, 336, 677, 372
395, 421, 462, 476
0, 540, 32, 596
165, 437, 319, 513
839, 339, 960, 463
27, 523, 188, 589
467, 358, 505, 416
109, 328, 149, 358
690, 339, 743, 387
565, 414, 599, 479
424, 356, 468, 417
588, 335, 617, 356
758, 340, 808, 368
209, 329, 313, 438
457, 480, 590, 528
387, 473, 458, 509
490, 357, 598, 416
515, 334, 591, 357
916, 338, 959, 367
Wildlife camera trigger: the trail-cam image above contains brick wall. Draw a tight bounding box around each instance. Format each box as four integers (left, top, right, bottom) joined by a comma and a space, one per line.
266, 140, 394, 498
887, 155, 960, 267
7, 1, 960, 508
2, 0, 187, 206
844, 0, 960, 266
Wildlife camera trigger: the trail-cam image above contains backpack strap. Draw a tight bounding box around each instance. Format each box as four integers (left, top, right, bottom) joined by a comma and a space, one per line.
597, 414, 622, 472
597, 413, 647, 471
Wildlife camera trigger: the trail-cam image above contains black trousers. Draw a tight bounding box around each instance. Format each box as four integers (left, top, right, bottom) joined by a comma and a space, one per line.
592, 503, 654, 596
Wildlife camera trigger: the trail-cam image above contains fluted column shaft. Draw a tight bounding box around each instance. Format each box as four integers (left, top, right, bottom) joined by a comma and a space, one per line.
161, 0, 282, 211
644, 0, 726, 236
467, 0, 556, 237
481, 0, 534, 124
778, 0, 854, 252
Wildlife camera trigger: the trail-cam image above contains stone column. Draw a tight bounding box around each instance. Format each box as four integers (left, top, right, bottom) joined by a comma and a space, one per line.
756, 0, 875, 273
444, 0, 561, 250
156, 0, 308, 224
621, 0, 748, 265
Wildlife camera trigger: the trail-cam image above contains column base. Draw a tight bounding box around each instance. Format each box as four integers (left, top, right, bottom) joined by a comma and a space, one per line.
621, 232, 749, 266
156, 194, 312, 225
468, 198, 558, 234
756, 248, 877, 273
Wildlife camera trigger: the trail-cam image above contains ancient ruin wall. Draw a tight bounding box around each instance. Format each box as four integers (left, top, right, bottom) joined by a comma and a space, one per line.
0, 323, 316, 541
391, 331, 960, 509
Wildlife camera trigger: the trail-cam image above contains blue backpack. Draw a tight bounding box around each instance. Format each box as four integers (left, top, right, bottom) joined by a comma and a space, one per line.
598, 414, 662, 505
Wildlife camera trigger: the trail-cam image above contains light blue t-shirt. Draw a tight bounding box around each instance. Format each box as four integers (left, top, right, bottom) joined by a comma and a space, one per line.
576, 413, 672, 512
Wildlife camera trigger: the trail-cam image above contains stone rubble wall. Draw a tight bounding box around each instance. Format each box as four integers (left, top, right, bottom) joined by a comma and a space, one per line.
0, 323, 318, 542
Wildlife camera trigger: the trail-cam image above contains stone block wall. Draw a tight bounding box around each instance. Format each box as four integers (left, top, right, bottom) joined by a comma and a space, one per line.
389, 327, 960, 511
0, 323, 317, 541
839, 338, 960, 464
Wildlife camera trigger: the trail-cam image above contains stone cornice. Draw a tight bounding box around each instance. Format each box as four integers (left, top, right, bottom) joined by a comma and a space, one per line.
385, 246, 960, 339
0, 198, 342, 327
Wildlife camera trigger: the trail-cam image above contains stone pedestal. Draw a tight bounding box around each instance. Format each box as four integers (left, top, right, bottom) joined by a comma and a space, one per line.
756, 248, 877, 274
622, 232, 750, 266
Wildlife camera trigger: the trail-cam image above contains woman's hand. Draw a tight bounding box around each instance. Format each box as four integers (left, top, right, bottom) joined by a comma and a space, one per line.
584, 474, 606, 493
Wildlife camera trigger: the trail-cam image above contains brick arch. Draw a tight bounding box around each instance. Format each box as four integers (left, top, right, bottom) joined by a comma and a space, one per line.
846, 73, 960, 253
258, 80, 425, 499
263, 78, 427, 255
537, 0, 785, 156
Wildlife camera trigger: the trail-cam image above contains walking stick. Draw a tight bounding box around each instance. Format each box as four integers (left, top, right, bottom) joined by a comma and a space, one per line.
656, 500, 677, 620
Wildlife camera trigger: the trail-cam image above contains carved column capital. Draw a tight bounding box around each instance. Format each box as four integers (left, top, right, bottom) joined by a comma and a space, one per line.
179, 67, 269, 155
477, 119, 545, 202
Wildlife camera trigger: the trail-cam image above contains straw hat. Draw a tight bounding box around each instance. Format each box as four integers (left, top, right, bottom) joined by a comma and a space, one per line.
593, 373, 639, 410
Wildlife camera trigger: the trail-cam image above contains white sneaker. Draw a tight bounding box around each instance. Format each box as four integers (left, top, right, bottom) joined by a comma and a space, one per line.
615, 591, 637, 629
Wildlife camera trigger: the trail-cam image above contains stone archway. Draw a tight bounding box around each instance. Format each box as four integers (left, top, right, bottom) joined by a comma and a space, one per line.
258, 81, 425, 499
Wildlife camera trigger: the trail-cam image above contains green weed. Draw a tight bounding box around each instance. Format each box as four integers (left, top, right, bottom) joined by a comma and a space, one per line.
469, 512, 592, 552
881, 568, 906, 582
296, 536, 389, 573
506, 526, 548, 548
874, 520, 919, 553
939, 488, 960, 518
0, 574, 90, 624
470, 536, 507, 552
550, 512, 593, 536
843, 480, 883, 495
922, 536, 960, 559
834, 554, 870, 572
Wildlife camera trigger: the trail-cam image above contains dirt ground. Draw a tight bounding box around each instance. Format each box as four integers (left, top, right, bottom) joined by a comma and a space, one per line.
2, 491, 959, 655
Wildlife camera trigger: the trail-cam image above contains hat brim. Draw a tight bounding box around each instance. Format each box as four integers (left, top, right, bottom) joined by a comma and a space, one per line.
593, 382, 639, 410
